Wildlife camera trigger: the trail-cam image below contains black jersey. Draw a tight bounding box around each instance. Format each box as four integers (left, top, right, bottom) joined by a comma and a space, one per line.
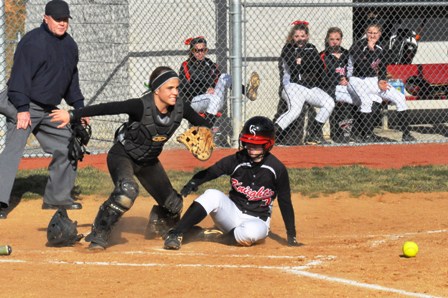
320, 47, 349, 95
189, 151, 296, 236
348, 39, 387, 81
281, 42, 326, 89
179, 57, 221, 102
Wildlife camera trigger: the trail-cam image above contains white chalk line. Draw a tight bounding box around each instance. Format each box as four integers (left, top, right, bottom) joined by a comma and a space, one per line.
5, 249, 309, 260
320, 228, 448, 240
288, 270, 443, 298
0, 256, 442, 298
369, 229, 448, 248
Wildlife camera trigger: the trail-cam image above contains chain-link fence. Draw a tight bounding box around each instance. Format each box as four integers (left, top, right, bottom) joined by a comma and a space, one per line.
0, 0, 447, 157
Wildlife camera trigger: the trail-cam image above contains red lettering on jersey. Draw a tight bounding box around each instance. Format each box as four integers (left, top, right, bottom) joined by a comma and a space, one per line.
371, 58, 381, 73
231, 178, 274, 206
335, 67, 346, 76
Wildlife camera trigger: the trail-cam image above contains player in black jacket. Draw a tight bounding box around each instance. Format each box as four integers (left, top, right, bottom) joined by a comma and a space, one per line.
179, 36, 259, 125
50, 66, 212, 250
275, 21, 335, 145
164, 116, 301, 250
320, 27, 359, 143
347, 23, 416, 142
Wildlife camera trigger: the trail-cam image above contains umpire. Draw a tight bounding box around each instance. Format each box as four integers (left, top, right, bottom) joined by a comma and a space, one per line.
0, 0, 87, 219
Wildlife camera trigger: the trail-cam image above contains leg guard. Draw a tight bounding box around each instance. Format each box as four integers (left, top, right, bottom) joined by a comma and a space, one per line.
145, 205, 181, 239
86, 179, 138, 248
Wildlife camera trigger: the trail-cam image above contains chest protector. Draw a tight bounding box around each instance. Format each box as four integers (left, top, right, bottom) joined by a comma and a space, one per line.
115, 93, 183, 163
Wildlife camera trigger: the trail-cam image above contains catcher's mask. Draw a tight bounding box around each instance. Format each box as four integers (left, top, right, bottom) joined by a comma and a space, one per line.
47, 208, 84, 247
239, 116, 275, 154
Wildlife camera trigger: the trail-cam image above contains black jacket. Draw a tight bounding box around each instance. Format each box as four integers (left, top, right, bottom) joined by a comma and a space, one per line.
348, 38, 387, 81
8, 23, 84, 112
320, 47, 349, 95
281, 42, 326, 89
179, 57, 220, 102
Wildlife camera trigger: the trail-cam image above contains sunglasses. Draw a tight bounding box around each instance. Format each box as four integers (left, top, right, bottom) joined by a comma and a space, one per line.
193, 48, 208, 53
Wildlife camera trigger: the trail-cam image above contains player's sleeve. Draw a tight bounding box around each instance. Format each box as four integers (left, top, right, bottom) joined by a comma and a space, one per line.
276, 165, 296, 238
378, 49, 388, 81
189, 155, 234, 186
281, 44, 300, 74
72, 97, 143, 121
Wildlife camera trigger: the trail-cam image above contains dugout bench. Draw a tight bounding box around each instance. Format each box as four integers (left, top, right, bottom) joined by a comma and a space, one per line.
383, 63, 448, 129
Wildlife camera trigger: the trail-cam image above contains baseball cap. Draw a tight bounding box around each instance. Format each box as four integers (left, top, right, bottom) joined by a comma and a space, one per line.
45, 0, 72, 20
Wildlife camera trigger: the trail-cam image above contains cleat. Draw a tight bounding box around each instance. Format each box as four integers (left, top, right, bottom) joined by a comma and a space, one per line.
88, 242, 106, 251
361, 134, 383, 143
164, 230, 183, 250
246, 72, 260, 101
402, 132, 417, 142
304, 136, 329, 145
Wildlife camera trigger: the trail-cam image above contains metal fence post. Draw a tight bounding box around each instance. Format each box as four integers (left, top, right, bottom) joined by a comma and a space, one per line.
230, 0, 242, 148
0, 1, 6, 149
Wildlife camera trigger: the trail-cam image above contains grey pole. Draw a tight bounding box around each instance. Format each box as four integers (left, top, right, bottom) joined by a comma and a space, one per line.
229, 0, 242, 148
0, 1, 7, 149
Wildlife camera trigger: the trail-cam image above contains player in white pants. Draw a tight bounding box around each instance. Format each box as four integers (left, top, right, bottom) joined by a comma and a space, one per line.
347, 23, 415, 142
275, 21, 335, 145
189, 73, 231, 116
179, 36, 259, 124
320, 27, 360, 143
164, 116, 300, 249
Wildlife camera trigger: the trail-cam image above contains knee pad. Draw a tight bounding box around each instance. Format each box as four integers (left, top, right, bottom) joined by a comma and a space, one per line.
163, 191, 183, 214
112, 178, 139, 209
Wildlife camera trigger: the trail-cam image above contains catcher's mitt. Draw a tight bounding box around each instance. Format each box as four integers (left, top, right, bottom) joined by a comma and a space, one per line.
68, 120, 91, 164
177, 126, 215, 161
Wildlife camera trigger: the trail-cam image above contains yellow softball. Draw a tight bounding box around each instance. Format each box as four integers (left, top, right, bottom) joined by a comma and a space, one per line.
402, 241, 419, 258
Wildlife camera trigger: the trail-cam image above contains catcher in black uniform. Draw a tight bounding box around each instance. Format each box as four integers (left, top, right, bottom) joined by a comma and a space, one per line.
50, 66, 211, 250
164, 116, 301, 250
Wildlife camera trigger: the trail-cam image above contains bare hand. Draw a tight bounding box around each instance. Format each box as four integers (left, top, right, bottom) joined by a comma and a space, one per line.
367, 41, 376, 51
49, 109, 70, 128
81, 117, 90, 125
378, 80, 389, 92
16, 111, 31, 129
206, 87, 215, 94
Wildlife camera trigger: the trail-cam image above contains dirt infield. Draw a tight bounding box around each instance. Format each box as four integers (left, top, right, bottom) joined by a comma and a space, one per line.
2, 143, 447, 297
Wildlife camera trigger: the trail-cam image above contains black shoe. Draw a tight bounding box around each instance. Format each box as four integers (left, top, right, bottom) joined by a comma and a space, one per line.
42, 202, 83, 210
304, 135, 329, 145
0, 209, 6, 219
163, 230, 183, 250
88, 242, 106, 251
402, 132, 417, 142
361, 134, 383, 143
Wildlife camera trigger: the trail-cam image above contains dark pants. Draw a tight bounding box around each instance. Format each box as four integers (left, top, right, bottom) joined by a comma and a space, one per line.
107, 143, 177, 207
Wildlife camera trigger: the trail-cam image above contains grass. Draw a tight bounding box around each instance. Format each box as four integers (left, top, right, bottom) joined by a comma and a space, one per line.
12, 165, 448, 200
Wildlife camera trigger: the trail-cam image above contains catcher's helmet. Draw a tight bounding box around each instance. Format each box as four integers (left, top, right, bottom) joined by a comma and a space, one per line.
47, 208, 83, 247
239, 116, 275, 152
